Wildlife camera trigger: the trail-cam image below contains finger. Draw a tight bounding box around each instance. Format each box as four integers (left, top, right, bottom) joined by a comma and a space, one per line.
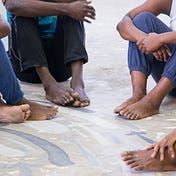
85, 13, 96, 20
153, 52, 159, 59
156, 49, 163, 61
137, 44, 142, 51
85, 4, 95, 11
141, 47, 146, 53
151, 144, 160, 158
85, 9, 95, 17
153, 52, 163, 61
168, 145, 175, 159
164, 45, 172, 56
147, 144, 155, 150
83, 18, 91, 23
160, 47, 169, 62
159, 146, 165, 161
85, 0, 92, 5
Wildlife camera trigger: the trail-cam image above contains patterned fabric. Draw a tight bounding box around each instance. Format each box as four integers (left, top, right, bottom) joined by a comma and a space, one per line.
7, 11, 57, 39
38, 16, 57, 38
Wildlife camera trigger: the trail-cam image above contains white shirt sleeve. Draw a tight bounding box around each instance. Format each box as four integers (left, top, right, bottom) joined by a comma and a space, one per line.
170, 0, 176, 31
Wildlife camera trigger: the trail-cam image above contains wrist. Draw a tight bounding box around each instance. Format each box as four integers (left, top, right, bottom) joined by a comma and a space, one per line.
159, 33, 167, 45
57, 3, 69, 16
136, 32, 147, 43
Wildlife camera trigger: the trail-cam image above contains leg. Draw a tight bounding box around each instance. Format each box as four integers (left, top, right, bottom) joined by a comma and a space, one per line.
121, 149, 176, 171
114, 39, 151, 114
62, 17, 90, 107
114, 70, 147, 113
121, 133, 176, 172
0, 39, 30, 122
5, 19, 60, 120
9, 16, 76, 106
70, 60, 90, 107
121, 44, 176, 119
120, 77, 174, 119
117, 12, 174, 119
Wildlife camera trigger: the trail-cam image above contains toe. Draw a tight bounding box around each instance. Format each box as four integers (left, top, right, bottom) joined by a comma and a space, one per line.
72, 100, 81, 107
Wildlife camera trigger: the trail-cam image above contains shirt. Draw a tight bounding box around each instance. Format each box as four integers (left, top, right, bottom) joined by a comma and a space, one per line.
38, 16, 57, 39
7, 12, 57, 39
170, 0, 176, 31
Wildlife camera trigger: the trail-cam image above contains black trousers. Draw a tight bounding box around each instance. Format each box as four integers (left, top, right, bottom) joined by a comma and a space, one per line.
9, 16, 88, 83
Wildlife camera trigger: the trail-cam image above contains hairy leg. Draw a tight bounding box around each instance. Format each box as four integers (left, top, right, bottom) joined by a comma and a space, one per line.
114, 71, 147, 113
36, 67, 78, 106
18, 97, 58, 120
119, 77, 174, 120
0, 104, 30, 123
70, 60, 90, 107
121, 148, 176, 171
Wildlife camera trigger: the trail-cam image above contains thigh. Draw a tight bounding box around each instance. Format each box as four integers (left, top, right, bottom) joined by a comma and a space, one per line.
42, 21, 72, 82
133, 12, 172, 34
61, 16, 88, 64
9, 16, 47, 83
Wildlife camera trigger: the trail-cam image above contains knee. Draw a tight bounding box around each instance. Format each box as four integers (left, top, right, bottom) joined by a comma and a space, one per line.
133, 12, 155, 30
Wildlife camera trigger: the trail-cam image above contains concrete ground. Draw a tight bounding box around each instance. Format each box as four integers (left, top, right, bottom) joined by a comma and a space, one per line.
1, 0, 176, 176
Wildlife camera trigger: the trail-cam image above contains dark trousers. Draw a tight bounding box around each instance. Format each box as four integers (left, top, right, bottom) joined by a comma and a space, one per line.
9, 16, 88, 83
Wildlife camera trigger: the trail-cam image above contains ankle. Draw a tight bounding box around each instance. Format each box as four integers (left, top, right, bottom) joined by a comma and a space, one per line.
132, 92, 146, 100
71, 77, 84, 88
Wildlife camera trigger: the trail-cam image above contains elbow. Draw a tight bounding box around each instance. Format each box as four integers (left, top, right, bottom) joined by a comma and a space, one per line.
0, 25, 10, 38
116, 21, 124, 33
5, 0, 21, 15
116, 21, 128, 40
116, 22, 121, 32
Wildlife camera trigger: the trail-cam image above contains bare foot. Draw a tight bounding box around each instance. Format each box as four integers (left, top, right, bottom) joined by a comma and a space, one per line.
114, 96, 144, 114
70, 79, 90, 107
45, 82, 78, 106
121, 149, 176, 171
0, 104, 31, 123
119, 96, 159, 120
19, 98, 58, 120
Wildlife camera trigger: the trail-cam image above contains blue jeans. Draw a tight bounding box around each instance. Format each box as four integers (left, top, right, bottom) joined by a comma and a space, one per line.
128, 12, 176, 94
0, 39, 23, 104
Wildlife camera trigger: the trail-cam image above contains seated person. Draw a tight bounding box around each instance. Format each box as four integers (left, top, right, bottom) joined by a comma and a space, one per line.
115, 0, 176, 120
4, 0, 96, 107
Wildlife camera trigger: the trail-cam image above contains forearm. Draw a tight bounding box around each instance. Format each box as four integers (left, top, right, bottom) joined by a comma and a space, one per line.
5, 0, 70, 17
0, 15, 10, 38
159, 31, 176, 45
53, 0, 76, 2
117, 15, 146, 42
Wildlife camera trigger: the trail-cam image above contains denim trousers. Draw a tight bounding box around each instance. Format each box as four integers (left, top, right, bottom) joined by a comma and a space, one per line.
0, 39, 23, 104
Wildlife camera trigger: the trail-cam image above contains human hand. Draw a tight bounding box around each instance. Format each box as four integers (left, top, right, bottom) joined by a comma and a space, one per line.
137, 33, 164, 54
147, 129, 176, 161
67, 0, 95, 23
0, 14, 10, 38
152, 45, 172, 62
